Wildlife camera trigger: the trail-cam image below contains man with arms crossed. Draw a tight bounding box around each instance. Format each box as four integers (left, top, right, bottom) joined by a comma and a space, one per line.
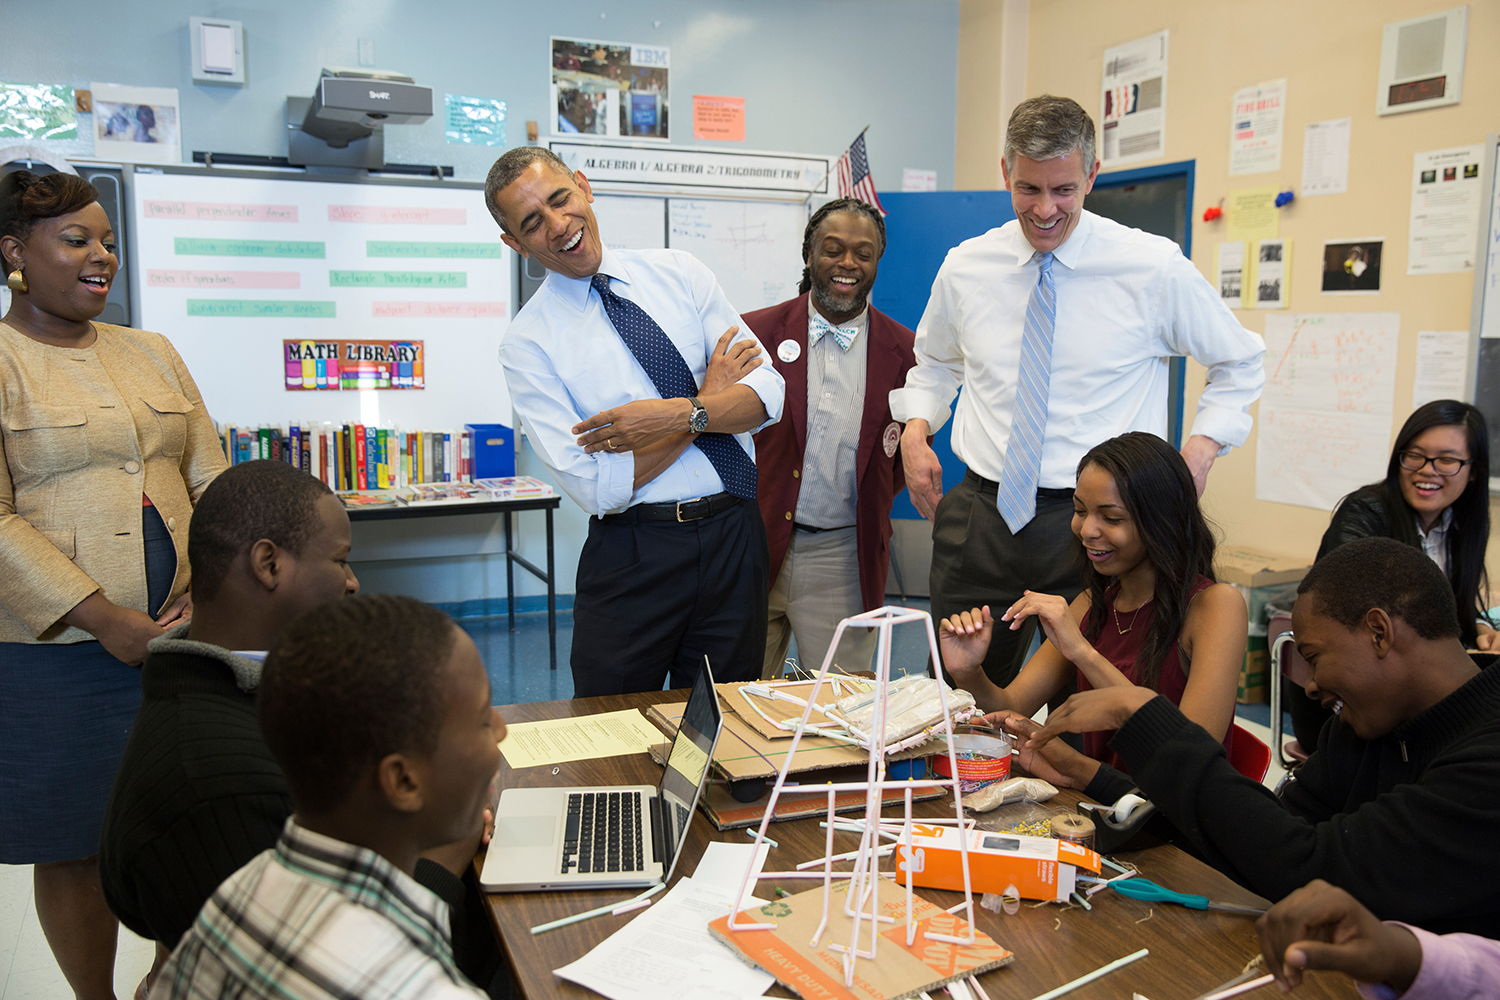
745, 197, 916, 678
890, 95, 1265, 686
489, 147, 785, 696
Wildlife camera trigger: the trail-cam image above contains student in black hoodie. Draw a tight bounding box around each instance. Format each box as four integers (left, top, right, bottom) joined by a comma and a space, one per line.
99, 460, 507, 997
996, 536, 1500, 937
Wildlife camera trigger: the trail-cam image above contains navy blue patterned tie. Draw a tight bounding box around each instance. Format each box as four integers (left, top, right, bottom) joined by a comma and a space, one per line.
591, 273, 757, 500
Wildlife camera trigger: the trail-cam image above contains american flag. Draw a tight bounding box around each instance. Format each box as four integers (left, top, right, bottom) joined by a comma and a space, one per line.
835, 131, 886, 215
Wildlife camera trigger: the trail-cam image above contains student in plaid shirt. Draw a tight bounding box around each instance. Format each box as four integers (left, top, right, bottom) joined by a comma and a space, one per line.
150, 594, 505, 1000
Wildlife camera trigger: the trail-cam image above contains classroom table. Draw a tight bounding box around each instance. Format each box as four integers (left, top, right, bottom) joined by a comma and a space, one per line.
348, 494, 562, 669
481, 692, 1359, 1000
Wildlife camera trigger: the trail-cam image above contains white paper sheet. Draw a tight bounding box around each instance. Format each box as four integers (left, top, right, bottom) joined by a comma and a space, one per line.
1216, 241, 1246, 308
1253, 239, 1290, 310
1412, 330, 1471, 408
1256, 313, 1399, 510
689, 841, 771, 913
553, 877, 776, 1000
1100, 30, 1168, 167
1229, 79, 1285, 176
1408, 144, 1484, 275
1301, 118, 1350, 197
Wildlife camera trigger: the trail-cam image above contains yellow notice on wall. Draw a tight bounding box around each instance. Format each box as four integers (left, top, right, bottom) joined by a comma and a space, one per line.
1225, 185, 1279, 242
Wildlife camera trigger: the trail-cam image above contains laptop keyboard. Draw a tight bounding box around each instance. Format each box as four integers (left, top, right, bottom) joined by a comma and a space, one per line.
563, 791, 645, 875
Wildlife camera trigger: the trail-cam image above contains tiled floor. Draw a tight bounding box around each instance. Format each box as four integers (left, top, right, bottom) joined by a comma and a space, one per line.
0, 605, 1293, 999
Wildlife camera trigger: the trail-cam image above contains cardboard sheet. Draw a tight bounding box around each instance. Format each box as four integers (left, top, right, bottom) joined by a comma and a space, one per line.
647, 700, 938, 781
708, 879, 1013, 1000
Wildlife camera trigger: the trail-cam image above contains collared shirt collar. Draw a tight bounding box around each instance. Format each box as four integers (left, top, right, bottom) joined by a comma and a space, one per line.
1005, 209, 1095, 270
276, 818, 454, 960
549, 246, 630, 312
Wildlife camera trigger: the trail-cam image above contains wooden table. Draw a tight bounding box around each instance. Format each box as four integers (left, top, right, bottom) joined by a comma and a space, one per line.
481, 693, 1358, 1000
348, 494, 562, 669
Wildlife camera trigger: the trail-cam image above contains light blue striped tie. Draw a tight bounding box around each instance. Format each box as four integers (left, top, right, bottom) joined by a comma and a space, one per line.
996, 251, 1056, 533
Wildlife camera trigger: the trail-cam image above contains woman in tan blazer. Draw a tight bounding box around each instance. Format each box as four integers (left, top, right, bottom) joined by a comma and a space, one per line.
0, 169, 225, 997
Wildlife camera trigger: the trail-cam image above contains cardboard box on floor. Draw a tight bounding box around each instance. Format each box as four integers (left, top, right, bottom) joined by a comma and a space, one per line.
1215, 546, 1312, 704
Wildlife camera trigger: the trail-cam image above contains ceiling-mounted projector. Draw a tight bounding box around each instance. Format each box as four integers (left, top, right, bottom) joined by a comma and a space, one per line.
286, 68, 433, 169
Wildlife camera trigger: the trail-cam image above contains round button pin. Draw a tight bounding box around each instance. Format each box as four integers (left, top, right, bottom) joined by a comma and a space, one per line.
776, 339, 801, 363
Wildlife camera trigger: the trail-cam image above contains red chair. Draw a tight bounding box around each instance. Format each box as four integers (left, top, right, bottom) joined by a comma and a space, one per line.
1229, 723, 1271, 783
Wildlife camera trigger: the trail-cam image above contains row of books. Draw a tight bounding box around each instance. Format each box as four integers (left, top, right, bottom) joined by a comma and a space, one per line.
216, 422, 474, 491
339, 477, 555, 508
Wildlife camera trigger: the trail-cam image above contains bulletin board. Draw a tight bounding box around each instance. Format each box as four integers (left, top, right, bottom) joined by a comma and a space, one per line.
127, 166, 514, 430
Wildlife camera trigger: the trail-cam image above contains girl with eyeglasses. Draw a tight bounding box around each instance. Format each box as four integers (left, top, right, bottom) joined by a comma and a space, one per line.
1286, 399, 1495, 747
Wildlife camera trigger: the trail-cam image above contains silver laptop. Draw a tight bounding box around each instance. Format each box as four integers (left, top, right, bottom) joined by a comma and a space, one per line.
481, 658, 723, 892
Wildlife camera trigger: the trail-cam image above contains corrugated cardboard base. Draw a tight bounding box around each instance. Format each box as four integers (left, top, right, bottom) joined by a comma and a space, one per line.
693, 764, 944, 830
708, 879, 1012, 1000
647, 700, 938, 781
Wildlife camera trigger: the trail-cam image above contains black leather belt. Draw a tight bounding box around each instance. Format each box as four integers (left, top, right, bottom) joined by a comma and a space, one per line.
603, 491, 741, 523
963, 469, 1073, 500
794, 523, 855, 533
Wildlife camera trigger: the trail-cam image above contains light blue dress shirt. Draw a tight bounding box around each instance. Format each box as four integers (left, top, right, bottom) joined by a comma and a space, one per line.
500, 247, 785, 516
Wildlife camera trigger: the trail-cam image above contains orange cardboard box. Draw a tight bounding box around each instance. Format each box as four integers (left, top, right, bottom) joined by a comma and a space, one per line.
893, 824, 1101, 901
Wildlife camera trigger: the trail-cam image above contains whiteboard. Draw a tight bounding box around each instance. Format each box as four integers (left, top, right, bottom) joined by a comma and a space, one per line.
592, 195, 667, 250
130, 168, 513, 431
667, 199, 807, 313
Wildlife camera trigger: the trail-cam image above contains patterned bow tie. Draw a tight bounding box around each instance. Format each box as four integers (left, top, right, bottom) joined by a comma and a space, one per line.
808, 312, 858, 351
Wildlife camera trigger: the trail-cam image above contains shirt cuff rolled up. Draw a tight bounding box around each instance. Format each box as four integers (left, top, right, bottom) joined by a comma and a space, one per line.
888, 387, 950, 433
594, 451, 636, 515
1189, 406, 1253, 453
738, 364, 784, 431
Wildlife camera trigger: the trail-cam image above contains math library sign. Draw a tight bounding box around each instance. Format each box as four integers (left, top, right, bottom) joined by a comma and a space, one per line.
283, 339, 425, 391
550, 141, 832, 194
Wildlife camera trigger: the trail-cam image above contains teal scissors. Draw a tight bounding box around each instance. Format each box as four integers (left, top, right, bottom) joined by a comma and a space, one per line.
1110, 878, 1266, 916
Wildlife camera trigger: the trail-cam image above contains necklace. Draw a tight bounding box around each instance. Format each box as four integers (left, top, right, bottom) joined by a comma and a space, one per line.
1114, 602, 1145, 634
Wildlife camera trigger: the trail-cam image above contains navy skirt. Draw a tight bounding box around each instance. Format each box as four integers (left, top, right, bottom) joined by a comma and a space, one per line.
0, 503, 176, 863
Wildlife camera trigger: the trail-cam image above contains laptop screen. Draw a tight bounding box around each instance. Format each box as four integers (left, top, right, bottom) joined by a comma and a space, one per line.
655, 658, 721, 878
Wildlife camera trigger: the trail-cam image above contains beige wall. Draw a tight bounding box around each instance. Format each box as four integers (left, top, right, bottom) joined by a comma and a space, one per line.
959, 0, 1498, 598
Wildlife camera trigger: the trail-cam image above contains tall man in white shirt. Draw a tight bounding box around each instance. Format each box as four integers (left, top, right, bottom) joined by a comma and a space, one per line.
487, 147, 786, 696
891, 95, 1266, 686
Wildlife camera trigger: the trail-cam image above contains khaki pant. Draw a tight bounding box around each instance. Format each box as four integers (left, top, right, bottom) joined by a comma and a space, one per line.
763, 526, 878, 679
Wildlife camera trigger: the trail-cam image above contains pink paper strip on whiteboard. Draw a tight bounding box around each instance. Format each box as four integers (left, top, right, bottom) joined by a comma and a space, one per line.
372, 301, 506, 318
143, 201, 298, 222
327, 205, 467, 225
148, 269, 302, 289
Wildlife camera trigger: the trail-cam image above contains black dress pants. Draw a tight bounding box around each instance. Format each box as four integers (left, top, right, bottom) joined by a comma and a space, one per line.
929, 471, 1083, 688
571, 498, 768, 697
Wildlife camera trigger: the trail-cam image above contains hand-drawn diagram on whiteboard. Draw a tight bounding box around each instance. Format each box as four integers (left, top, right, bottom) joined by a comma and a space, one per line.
1256, 313, 1399, 510
667, 199, 805, 313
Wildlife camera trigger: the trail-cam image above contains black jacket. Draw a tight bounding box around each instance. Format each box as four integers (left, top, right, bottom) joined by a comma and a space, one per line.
1084, 661, 1500, 936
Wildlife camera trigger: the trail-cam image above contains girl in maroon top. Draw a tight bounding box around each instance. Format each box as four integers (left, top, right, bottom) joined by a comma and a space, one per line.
940, 432, 1246, 772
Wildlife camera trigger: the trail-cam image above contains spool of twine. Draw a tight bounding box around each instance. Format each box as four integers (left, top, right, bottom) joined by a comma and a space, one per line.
1051, 812, 1096, 851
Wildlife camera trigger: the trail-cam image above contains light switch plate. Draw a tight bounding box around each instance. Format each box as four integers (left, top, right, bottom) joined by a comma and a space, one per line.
190, 16, 245, 86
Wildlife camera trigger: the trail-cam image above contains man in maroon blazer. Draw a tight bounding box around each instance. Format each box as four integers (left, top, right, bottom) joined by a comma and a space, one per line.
746, 198, 917, 678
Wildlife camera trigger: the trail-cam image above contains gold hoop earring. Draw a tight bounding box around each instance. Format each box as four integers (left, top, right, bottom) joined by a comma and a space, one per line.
5, 269, 25, 293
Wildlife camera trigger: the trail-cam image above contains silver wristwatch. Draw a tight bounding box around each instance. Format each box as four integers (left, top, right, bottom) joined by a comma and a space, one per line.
688, 397, 709, 433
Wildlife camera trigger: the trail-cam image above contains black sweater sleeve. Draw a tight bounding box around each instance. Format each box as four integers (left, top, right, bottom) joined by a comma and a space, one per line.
1109, 696, 1500, 936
